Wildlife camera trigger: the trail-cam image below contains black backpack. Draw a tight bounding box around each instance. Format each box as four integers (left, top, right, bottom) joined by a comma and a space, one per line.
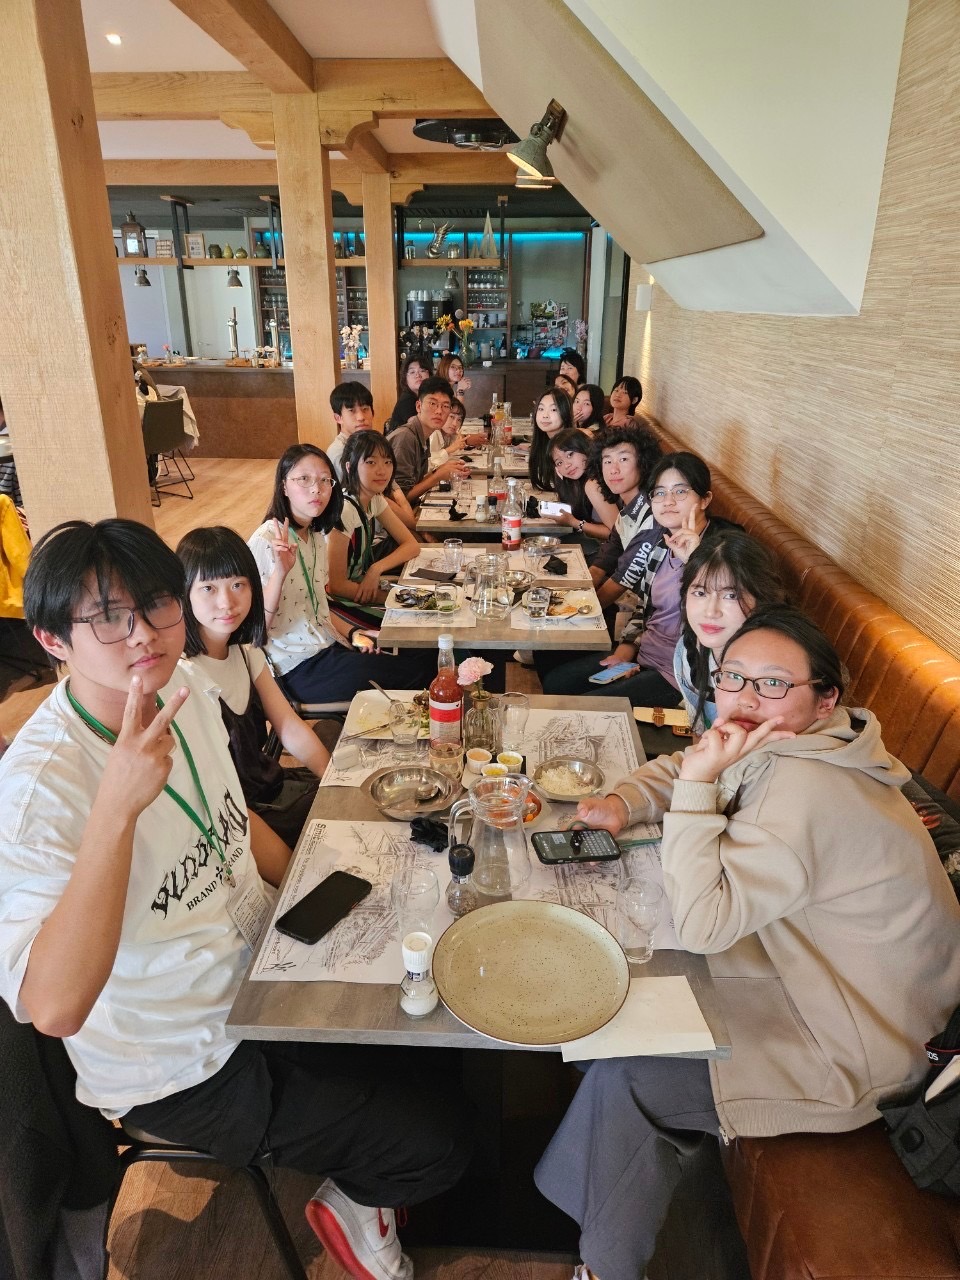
879, 1004, 960, 1196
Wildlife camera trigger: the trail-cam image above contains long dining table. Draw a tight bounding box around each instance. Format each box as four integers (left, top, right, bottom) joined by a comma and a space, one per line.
226, 693, 731, 1060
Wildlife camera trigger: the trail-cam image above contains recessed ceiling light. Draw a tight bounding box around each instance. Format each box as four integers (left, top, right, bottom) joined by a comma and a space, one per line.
105, 32, 122, 45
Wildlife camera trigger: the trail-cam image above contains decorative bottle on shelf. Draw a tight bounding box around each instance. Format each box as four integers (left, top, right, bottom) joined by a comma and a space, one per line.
446, 844, 479, 918
501, 479, 522, 550
429, 633, 462, 746
463, 689, 501, 755
498, 335, 508, 359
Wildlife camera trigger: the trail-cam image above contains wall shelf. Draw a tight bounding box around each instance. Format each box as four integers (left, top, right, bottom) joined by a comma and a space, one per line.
402, 257, 503, 268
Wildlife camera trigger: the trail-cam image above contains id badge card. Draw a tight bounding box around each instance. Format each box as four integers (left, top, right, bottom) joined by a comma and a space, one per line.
226, 866, 271, 949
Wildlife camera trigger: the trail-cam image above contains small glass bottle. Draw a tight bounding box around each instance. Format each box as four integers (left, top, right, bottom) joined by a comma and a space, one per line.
489, 457, 507, 508
501, 479, 522, 550
446, 844, 479, 918
399, 931, 439, 1017
463, 689, 501, 754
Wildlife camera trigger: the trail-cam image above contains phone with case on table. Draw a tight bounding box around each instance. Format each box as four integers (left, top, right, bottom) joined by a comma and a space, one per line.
274, 870, 372, 945
588, 661, 640, 685
531, 828, 621, 865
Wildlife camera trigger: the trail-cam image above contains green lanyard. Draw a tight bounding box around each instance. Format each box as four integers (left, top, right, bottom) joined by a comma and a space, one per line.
65, 682, 232, 879
296, 533, 321, 621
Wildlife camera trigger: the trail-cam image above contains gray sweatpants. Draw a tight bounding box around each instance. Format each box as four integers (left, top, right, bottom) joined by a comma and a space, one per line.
534, 1056, 720, 1280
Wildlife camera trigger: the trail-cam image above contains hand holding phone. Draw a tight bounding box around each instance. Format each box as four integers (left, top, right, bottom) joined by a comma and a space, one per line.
588, 661, 640, 685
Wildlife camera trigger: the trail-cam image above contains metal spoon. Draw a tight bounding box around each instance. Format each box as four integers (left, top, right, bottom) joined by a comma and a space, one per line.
384, 781, 443, 805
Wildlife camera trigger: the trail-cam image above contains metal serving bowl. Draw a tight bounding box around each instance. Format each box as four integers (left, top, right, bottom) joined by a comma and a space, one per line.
532, 756, 606, 802
362, 765, 463, 819
522, 535, 561, 557
504, 569, 535, 592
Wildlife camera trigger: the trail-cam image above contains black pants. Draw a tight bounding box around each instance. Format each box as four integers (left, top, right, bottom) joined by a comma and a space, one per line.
125, 1041, 472, 1209
534, 649, 683, 707
282, 643, 435, 705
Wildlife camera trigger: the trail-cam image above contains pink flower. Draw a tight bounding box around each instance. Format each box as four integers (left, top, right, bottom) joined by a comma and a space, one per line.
457, 657, 494, 688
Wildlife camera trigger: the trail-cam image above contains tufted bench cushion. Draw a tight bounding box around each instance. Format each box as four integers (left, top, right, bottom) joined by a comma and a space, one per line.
652, 425, 960, 799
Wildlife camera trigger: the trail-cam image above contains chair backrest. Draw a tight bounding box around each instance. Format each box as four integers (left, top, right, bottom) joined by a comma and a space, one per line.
141, 398, 186, 455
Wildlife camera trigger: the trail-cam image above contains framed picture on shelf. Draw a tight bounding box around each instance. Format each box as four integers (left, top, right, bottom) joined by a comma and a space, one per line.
155, 239, 175, 258
183, 232, 205, 259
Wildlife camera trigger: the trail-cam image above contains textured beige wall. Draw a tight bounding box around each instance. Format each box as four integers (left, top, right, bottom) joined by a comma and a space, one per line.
625, 0, 960, 658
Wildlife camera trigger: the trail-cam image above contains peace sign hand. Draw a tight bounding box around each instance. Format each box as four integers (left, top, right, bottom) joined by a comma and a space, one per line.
101, 676, 190, 819
269, 518, 297, 576
664, 507, 704, 563
678, 716, 796, 784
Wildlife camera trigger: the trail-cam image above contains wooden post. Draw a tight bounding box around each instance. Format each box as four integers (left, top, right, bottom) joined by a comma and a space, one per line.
361, 172, 399, 430
0, 0, 153, 537
272, 92, 340, 447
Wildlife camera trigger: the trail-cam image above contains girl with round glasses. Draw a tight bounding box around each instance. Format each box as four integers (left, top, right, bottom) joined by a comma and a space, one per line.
247, 444, 434, 703
537, 604, 960, 1280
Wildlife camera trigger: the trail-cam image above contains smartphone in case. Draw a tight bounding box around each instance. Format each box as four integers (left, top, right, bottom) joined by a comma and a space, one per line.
531, 828, 622, 865
588, 662, 641, 685
274, 870, 372, 945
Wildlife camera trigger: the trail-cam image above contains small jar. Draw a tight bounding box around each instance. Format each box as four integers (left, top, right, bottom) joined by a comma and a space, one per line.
463, 690, 501, 755
446, 844, 479, 918
399, 932, 438, 1017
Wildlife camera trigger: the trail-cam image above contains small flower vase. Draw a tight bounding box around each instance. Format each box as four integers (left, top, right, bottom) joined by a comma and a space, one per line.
460, 338, 476, 367
343, 348, 358, 369
463, 689, 501, 755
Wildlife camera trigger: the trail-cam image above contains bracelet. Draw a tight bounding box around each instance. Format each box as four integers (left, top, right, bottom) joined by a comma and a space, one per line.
577, 518, 586, 534
347, 625, 359, 642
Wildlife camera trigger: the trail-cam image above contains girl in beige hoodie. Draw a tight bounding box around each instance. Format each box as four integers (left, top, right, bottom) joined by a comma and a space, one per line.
535, 606, 960, 1280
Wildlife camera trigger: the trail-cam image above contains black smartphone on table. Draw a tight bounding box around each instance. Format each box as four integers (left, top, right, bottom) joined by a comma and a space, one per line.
531, 829, 621, 865
274, 870, 372, 944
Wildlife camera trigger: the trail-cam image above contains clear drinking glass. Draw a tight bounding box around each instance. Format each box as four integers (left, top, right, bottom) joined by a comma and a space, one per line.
523, 544, 548, 576
499, 692, 530, 752
391, 866, 440, 936
615, 878, 664, 967
524, 587, 551, 629
429, 740, 465, 779
390, 701, 421, 751
443, 538, 464, 573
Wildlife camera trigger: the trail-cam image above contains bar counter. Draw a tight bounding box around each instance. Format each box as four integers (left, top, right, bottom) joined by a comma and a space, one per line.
160, 359, 555, 458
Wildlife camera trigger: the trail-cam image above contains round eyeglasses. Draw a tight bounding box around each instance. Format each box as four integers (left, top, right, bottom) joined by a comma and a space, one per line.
650, 485, 692, 502
711, 669, 821, 700
72, 596, 184, 644
287, 474, 335, 491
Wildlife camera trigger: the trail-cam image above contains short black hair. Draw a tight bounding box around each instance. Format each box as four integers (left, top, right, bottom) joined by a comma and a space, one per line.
559, 348, 586, 382
263, 444, 344, 533
330, 381, 374, 417
176, 526, 266, 657
647, 450, 711, 499
613, 375, 643, 410
24, 519, 185, 644
721, 604, 847, 701
416, 376, 455, 405
446, 399, 466, 423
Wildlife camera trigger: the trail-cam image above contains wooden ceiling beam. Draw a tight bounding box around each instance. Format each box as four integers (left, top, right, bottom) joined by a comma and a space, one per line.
220, 110, 276, 149
102, 153, 515, 189
92, 60, 493, 121
346, 130, 391, 175
167, 0, 314, 94
103, 158, 280, 185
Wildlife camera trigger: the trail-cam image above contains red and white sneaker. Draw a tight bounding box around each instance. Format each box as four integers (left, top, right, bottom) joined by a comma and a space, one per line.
306, 1180, 413, 1280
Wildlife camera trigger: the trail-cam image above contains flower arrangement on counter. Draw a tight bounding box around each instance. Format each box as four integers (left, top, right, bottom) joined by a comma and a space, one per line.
340, 324, 364, 353
435, 313, 477, 364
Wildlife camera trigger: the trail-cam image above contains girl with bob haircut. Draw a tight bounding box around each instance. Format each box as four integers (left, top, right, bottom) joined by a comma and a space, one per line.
676, 530, 788, 731
178, 525, 330, 846
529, 387, 575, 491
326, 430, 422, 626
248, 445, 433, 703
538, 604, 960, 1280
604, 375, 643, 426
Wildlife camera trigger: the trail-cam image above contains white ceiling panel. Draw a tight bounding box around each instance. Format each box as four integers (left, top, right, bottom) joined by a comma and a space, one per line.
98, 120, 276, 159
269, 0, 444, 57
82, 0, 245, 70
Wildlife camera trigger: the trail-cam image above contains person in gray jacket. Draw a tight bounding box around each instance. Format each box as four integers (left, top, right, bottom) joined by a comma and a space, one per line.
536, 606, 960, 1280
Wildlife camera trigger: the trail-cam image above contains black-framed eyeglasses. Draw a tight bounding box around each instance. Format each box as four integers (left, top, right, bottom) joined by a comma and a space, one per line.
712, 669, 820, 700
72, 596, 184, 644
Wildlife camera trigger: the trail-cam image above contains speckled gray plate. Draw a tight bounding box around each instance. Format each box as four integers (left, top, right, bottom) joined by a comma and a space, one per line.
433, 901, 629, 1045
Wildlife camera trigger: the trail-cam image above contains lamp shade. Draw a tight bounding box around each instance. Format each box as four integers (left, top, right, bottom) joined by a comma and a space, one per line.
506, 124, 554, 180
226, 268, 243, 288
133, 266, 151, 287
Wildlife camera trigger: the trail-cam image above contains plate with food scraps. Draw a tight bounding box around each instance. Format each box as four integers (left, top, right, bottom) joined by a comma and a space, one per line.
341, 689, 429, 740
542, 591, 601, 620
533, 756, 606, 802
385, 585, 464, 614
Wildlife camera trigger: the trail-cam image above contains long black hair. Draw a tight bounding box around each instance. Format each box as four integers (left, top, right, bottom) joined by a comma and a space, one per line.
529, 388, 574, 491
263, 444, 343, 533
177, 526, 267, 657
680, 531, 788, 729
720, 604, 847, 701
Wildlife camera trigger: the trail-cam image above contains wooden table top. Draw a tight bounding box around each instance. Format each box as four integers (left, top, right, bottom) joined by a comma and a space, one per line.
227, 694, 731, 1059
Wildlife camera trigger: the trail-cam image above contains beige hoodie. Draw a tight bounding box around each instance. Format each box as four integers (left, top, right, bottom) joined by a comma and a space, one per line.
614, 708, 960, 1139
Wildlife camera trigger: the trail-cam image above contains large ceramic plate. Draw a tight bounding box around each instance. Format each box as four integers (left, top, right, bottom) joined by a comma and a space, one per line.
341, 689, 425, 740
433, 901, 629, 1045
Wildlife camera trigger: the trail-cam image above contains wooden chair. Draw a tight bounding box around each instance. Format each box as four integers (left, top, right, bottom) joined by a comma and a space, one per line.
141, 398, 194, 505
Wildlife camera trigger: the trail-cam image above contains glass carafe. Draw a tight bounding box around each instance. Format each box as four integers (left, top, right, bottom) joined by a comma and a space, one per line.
449, 774, 532, 900
464, 552, 512, 619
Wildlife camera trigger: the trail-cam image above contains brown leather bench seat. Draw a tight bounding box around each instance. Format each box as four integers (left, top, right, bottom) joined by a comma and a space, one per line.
651, 427, 960, 1277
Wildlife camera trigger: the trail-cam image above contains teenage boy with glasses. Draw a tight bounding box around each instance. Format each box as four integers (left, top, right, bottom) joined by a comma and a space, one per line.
0, 519, 471, 1280
388, 376, 470, 503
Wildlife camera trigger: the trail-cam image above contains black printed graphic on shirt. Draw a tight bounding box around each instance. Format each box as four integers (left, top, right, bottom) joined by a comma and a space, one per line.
150, 787, 249, 918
